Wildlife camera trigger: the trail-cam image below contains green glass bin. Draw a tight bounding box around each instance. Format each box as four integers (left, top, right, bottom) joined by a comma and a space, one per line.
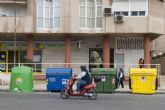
10, 66, 34, 92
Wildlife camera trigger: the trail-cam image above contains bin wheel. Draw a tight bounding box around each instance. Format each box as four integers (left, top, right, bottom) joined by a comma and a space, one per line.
60, 91, 70, 99
88, 89, 97, 100
155, 77, 158, 90
129, 77, 132, 90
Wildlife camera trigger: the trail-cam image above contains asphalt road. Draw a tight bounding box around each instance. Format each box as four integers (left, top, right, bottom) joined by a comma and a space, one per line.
0, 92, 165, 110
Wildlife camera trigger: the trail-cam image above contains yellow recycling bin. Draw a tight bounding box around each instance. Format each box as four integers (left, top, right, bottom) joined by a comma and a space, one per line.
130, 68, 157, 94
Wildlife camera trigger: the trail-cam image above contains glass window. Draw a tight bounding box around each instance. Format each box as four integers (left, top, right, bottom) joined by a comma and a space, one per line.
45, 7, 49, 17
80, 17, 86, 28
38, 6, 43, 17
121, 11, 128, 16
96, 0, 102, 5
96, 17, 102, 28
114, 12, 120, 16
80, 0, 86, 28
139, 11, 145, 16
80, 0, 86, 5
97, 6, 102, 16
131, 11, 138, 16
37, 0, 60, 29
112, 0, 148, 16
80, 0, 102, 29
37, 18, 44, 28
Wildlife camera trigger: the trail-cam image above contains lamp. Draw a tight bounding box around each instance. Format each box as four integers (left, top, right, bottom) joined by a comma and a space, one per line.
77, 40, 82, 49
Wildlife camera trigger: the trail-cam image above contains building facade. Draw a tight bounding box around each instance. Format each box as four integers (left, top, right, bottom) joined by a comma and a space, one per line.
0, 0, 164, 76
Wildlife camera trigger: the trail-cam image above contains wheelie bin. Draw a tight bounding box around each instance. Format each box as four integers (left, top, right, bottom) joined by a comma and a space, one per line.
129, 68, 157, 94
10, 66, 34, 92
91, 68, 117, 93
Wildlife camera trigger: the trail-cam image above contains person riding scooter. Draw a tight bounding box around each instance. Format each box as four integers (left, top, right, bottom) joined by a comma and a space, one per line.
73, 65, 91, 93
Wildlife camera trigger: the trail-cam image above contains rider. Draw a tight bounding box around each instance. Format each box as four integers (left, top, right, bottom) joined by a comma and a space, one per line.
74, 65, 91, 93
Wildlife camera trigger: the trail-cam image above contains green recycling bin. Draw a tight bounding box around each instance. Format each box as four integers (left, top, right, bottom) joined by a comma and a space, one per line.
91, 68, 117, 93
10, 66, 34, 92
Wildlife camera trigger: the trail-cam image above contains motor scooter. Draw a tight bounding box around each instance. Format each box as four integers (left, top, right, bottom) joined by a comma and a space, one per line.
60, 77, 99, 100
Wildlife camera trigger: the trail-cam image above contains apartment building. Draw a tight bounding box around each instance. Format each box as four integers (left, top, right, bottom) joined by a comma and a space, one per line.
0, 0, 164, 76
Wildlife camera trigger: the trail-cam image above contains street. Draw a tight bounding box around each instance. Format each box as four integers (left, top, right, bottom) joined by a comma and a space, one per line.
0, 92, 165, 110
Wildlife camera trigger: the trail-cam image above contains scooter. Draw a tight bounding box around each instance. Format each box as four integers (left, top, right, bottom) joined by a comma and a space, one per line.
60, 77, 98, 100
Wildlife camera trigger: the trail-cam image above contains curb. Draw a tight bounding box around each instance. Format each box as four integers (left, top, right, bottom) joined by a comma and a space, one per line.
115, 90, 165, 94
1, 90, 165, 94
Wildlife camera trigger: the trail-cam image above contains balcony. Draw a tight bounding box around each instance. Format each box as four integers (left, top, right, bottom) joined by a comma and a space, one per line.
105, 16, 164, 35
0, 16, 34, 33
0, 0, 27, 4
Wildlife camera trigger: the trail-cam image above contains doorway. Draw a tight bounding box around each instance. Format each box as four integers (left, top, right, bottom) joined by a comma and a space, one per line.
89, 48, 114, 71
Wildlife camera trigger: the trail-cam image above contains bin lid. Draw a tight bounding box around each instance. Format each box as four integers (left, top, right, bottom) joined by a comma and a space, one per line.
12, 66, 32, 74
130, 68, 157, 75
46, 68, 72, 75
91, 68, 117, 74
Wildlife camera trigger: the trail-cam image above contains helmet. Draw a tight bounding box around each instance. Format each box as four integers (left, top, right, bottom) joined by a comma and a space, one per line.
80, 65, 86, 71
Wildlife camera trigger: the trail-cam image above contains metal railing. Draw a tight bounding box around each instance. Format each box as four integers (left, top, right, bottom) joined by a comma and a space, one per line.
0, 63, 161, 75
0, 63, 162, 91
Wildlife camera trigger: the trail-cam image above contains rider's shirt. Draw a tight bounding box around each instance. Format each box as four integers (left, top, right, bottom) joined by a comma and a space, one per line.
76, 71, 86, 79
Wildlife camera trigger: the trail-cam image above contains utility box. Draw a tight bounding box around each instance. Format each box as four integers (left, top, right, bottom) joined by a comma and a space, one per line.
129, 68, 157, 94
46, 68, 72, 91
10, 66, 34, 92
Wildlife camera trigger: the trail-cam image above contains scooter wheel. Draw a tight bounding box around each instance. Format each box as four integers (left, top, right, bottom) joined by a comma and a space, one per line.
60, 91, 70, 99
88, 89, 97, 100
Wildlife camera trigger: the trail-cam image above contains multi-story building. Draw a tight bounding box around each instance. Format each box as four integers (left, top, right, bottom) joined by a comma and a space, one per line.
0, 0, 164, 77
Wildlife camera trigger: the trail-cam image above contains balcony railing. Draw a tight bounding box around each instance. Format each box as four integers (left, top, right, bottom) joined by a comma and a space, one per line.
0, 0, 27, 4
0, 16, 33, 33
0, 63, 161, 76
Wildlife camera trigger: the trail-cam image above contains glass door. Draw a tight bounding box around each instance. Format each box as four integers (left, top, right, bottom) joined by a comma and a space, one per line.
0, 50, 8, 73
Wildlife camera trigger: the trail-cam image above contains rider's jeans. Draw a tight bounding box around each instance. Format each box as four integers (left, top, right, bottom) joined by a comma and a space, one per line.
76, 80, 87, 92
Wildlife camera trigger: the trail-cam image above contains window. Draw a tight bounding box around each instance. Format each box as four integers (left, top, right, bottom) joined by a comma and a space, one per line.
131, 11, 138, 16
114, 11, 129, 16
112, 0, 148, 17
80, 0, 86, 28
139, 11, 145, 16
131, 11, 146, 16
80, 0, 102, 28
37, 0, 60, 29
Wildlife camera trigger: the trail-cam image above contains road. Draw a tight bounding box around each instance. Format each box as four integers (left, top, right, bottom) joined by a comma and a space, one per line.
0, 92, 165, 110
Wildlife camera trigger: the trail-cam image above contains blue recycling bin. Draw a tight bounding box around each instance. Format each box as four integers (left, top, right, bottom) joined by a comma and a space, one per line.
46, 68, 72, 91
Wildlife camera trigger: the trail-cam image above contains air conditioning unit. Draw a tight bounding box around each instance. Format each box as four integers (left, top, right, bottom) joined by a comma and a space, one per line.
104, 8, 112, 16
114, 15, 124, 23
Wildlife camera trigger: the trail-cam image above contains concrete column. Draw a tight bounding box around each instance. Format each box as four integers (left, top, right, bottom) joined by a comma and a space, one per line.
144, 34, 151, 67
103, 35, 110, 68
65, 34, 71, 68
26, 35, 34, 61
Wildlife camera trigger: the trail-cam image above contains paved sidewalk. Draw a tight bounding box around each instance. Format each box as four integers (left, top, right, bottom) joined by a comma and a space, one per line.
115, 85, 165, 94
1, 80, 165, 94
115, 76, 165, 94
1, 76, 165, 94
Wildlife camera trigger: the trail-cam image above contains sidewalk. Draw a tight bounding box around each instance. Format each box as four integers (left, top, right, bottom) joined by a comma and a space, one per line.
1, 76, 165, 94
115, 85, 165, 94
1, 80, 165, 94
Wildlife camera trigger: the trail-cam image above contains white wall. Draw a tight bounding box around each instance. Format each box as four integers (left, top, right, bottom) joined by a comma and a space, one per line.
114, 35, 144, 75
